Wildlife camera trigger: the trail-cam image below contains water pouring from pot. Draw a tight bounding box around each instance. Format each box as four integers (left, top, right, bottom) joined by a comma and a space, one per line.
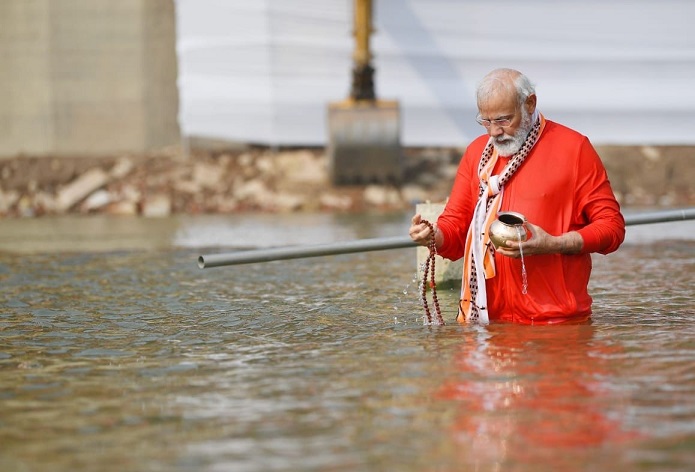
489, 211, 529, 249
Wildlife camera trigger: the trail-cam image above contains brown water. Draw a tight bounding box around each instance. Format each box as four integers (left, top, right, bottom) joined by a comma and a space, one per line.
1, 214, 694, 471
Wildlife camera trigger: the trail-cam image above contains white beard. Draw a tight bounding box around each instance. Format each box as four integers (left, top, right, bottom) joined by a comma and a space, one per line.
493, 109, 534, 156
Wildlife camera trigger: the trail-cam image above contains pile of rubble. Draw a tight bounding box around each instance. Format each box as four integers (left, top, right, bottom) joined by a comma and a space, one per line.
0, 147, 459, 218
1, 144, 693, 218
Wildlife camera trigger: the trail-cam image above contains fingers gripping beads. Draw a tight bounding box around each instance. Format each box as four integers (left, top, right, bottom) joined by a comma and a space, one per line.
420, 220, 445, 325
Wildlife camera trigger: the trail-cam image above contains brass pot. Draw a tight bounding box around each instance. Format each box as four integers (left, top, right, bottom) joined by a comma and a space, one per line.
489, 211, 528, 249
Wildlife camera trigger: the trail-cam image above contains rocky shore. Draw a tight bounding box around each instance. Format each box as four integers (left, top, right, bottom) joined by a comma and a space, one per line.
0, 144, 693, 218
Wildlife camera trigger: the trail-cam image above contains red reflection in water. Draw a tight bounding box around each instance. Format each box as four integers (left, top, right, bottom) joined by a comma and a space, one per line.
437, 324, 640, 464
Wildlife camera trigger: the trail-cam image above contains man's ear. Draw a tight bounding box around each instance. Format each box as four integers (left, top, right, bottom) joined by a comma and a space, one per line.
525, 94, 537, 114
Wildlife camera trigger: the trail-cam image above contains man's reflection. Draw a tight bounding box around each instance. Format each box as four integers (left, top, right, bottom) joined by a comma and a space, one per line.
437, 323, 638, 466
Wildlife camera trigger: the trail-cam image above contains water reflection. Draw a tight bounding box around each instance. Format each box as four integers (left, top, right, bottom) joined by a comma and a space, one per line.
0, 214, 694, 471
437, 324, 640, 470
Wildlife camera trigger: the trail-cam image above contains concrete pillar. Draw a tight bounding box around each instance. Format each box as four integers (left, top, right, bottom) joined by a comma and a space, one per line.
0, 0, 54, 155
0, 0, 179, 157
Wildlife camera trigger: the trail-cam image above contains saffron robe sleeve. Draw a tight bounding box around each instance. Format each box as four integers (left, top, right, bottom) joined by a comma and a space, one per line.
436, 120, 625, 323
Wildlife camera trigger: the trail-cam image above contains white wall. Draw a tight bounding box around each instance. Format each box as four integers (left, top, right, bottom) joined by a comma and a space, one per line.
175, 0, 695, 147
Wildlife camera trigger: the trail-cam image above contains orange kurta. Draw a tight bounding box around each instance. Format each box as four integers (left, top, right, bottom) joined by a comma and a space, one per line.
437, 120, 625, 324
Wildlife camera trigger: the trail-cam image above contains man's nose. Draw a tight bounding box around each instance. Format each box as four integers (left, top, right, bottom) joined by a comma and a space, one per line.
488, 123, 505, 137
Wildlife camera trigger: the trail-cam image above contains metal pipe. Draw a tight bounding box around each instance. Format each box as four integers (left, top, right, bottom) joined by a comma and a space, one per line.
622, 207, 695, 226
198, 236, 415, 269
197, 207, 695, 269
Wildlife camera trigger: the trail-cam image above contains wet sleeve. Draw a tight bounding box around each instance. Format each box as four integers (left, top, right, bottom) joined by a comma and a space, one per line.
436, 148, 478, 261
574, 138, 626, 254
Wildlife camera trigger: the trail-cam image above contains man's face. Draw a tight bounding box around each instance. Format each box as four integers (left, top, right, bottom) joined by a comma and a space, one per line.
478, 93, 535, 156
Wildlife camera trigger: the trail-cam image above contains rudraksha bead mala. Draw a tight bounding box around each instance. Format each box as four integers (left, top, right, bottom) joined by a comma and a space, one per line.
420, 219, 444, 325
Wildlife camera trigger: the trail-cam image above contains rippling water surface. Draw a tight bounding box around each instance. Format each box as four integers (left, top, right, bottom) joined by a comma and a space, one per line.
1, 213, 694, 471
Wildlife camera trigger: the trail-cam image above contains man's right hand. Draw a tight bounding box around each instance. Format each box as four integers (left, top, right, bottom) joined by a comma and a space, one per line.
409, 213, 435, 246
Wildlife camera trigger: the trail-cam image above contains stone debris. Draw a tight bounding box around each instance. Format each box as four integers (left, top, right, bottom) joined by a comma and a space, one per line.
363, 185, 402, 207
235, 180, 272, 206
272, 192, 306, 212
106, 200, 138, 216
0, 189, 19, 214
192, 162, 222, 190
17, 195, 35, 218
82, 189, 113, 211
319, 193, 353, 211
0, 144, 693, 218
56, 167, 110, 212
110, 157, 135, 179
641, 146, 661, 161
275, 150, 328, 185
142, 194, 172, 218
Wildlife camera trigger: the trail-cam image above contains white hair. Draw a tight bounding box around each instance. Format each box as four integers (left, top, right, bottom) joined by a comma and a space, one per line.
476, 69, 536, 107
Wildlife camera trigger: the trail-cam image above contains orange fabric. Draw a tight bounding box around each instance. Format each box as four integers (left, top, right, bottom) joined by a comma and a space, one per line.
460, 115, 547, 323
459, 229, 475, 316
438, 120, 625, 324
436, 324, 641, 462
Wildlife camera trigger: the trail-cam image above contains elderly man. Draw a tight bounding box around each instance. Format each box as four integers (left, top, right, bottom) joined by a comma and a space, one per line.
409, 68, 625, 324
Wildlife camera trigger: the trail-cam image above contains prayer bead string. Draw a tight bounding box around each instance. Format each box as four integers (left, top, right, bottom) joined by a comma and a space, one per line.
420, 220, 445, 325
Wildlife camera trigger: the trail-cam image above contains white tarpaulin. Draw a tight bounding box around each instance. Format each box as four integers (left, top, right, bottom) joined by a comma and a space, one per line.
175, 0, 695, 147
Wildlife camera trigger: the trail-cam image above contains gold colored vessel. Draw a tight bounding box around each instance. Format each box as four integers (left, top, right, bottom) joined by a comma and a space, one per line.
489, 211, 528, 249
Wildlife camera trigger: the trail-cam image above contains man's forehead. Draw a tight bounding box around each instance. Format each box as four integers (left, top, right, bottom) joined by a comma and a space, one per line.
478, 93, 517, 113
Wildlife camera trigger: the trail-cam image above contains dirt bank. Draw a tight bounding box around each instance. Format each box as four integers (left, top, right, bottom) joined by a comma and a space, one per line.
0, 145, 693, 218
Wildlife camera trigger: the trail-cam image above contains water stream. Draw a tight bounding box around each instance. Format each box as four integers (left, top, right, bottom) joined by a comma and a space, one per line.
1, 212, 694, 471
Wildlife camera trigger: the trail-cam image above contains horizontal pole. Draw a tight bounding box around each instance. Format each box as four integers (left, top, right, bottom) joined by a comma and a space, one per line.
198, 207, 695, 269
198, 236, 415, 269
622, 207, 695, 226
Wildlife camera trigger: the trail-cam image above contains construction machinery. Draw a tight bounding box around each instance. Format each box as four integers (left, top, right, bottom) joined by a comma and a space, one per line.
327, 0, 402, 184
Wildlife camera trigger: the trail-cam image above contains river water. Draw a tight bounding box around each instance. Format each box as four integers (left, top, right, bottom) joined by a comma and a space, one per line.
1, 212, 694, 471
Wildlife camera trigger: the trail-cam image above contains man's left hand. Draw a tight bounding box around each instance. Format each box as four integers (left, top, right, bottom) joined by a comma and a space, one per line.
496, 222, 583, 257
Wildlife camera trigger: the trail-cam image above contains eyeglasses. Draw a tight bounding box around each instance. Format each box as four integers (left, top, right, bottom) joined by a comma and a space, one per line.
476, 115, 514, 128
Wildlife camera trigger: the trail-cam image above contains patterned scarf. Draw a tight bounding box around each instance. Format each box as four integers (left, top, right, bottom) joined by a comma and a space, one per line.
457, 111, 546, 323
